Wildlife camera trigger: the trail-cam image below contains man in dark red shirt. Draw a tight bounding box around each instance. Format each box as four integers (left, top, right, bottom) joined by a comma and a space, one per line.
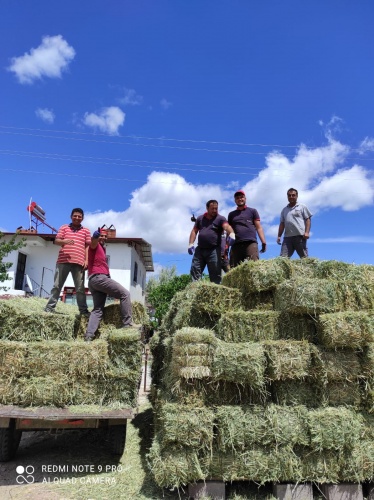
188, 200, 234, 284
84, 227, 134, 341
228, 190, 267, 268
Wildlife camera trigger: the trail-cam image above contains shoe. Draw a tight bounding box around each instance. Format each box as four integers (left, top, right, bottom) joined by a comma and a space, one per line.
84, 337, 93, 342
44, 308, 56, 314
80, 311, 91, 318
122, 323, 141, 329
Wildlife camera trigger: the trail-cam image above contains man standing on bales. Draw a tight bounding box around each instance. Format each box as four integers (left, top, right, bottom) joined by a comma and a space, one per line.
188, 200, 235, 284
228, 190, 267, 268
277, 188, 312, 258
85, 227, 134, 342
45, 208, 90, 315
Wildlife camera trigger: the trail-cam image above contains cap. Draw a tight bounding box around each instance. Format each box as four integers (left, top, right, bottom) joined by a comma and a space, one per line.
234, 190, 246, 197
99, 228, 108, 236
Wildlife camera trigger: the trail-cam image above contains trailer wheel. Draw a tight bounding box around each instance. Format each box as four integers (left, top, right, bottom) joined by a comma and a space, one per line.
0, 421, 22, 462
108, 422, 127, 456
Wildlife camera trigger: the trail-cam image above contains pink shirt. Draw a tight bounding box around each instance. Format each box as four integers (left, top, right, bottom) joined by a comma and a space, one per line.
56, 224, 91, 266
88, 242, 109, 276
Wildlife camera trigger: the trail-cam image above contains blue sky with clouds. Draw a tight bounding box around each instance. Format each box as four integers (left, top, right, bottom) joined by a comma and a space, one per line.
1, 1, 374, 275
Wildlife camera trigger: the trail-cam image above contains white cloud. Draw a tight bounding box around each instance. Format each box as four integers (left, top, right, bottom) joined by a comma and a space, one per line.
83, 139, 374, 256
160, 98, 172, 110
83, 106, 125, 135
8, 35, 75, 84
358, 137, 374, 154
118, 88, 143, 106
35, 108, 55, 124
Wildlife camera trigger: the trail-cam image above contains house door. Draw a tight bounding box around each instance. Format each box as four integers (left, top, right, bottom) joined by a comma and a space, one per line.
15, 253, 27, 290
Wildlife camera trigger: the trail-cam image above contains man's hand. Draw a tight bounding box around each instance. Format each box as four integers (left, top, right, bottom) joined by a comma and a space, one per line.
93, 228, 101, 239
260, 243, 267, 253
188, 245, 195, 255
277, 237, 282, 245
303, 233, 310, 240
63, 239, 75, 245
227, 233, 236, 246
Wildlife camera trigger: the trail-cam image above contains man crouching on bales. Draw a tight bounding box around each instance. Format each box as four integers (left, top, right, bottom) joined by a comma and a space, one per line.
188, 200, 235, 284
84, 227, 134, 341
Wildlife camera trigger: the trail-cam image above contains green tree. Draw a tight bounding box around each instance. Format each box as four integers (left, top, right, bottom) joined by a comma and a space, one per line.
146, 266, 191, 325
0, 232, 26, 291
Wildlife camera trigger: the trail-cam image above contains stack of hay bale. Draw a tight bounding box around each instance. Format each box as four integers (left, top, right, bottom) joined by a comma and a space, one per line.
0, 297, 146, 409
148, 258, 374, 489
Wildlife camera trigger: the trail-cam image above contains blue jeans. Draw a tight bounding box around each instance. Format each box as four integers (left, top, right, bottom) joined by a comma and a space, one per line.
46, 263, 88, 313
85, 274, 132, 339
280, 236, 308, 258
190, 246, 222, 284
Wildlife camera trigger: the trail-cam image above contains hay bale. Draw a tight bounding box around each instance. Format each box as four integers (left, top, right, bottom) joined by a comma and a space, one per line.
275, 279, 342, 315
264, 340, 312, 381
0, 297, 79, 340
213, 341, 266, 389
272, 380, 321, 408
278, 312, 317, 341
98, 368, 141, 407
107, 328, 142, 370
216, 311, 280, 342
222, 258, 292, 293
317, 311, 374, 348
148, 439, 209, 489
243, 290, 275, 311
103, 301, 148, 328
315, 260, 374, 283
321, 381, 361, 407
297, 447, 342, 483
311, 347, 361, 383
155, 402, 214, 451
0, 341, 27, 377
307, 407, 365, 451
342, 440, 374, 482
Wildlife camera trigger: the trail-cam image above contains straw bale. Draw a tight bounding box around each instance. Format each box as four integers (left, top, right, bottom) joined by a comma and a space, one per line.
362, 344, 374, 379
97, 368, 141, 407
278, 312, 317, 341
222, 258, 292, 293
243, 290, 275, 311
107, 328, 142, 370
321, 381, 361, 407
0, 297, 79, 340
275, 279, 342, 315
148, 439, 209, 489
307, 407, 365, 451
317, 311, 374, 348
315, 260, 374, 283
216, 311, 280, 342
264, 340, 312, 381
155, 402, 214, 450
103, 301, 148, 328
0, 341, 27, 376
213, 341, 266, 388
209, 446, 301, 483
342, 440, 374, 482
272, 380, 321, 408
311, 347, 361, 383
289, 258, 320, 279
297, 447, 342, 483
264, 404, 309, 447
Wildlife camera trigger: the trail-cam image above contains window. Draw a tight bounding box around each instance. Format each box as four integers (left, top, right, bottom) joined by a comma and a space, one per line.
133, 262, 138, 283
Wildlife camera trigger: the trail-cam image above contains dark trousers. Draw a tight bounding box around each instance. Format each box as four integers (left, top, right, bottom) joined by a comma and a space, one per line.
280, 236, 308, 258
230, 241, 259, 268
190, 246, 222, 284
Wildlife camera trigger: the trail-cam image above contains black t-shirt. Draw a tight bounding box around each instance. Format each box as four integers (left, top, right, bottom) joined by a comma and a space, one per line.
228, 207, 260, 243
195, 214, 227, 249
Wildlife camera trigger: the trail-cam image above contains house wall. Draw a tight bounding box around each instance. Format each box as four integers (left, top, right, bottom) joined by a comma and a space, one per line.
2, 236, 147, 303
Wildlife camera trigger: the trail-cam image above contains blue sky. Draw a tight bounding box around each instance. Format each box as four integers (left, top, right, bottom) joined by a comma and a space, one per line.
1, 1, 374, 275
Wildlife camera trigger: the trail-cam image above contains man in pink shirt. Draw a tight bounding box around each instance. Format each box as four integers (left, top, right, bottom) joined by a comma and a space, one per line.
84, 227, 134, 341
45, 208, 91, 315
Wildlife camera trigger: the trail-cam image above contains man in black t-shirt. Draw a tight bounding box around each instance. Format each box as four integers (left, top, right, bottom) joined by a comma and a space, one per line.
228, 190, 267, 268
188, 200, 234, 284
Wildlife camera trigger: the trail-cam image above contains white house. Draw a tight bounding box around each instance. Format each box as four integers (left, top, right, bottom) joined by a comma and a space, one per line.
1, 231, 154, 305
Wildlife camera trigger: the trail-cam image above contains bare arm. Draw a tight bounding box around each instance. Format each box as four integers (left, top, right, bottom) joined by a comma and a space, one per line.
254, 220, 266, 245
304, 218, 311, 239
189, 227, 198, 245
222, 222, 234, 236
277, 222, 285, 244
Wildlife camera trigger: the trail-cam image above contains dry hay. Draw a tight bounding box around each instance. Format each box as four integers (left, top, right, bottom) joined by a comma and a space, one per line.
297, 447, 341, 483
342, 440, 374, 482
148, 439, 209, 489
0, 296, 80, 341
154, 402, 214, 451
272, 379, 321, 408
263, 340, 312, 381
243, 290, 275, 310
362, 344, 374, 379
315, 260, 374, 283
317, 311, 374, 348
307, 407, 364, 452
107, 328, 142, 370
103, 300, 149, 328
321, 381, 361, 407
278, 312, 317, 341
222, 258, 292, 293
215, 404, 309, 452
311, 347, 361, 383
0, 339, 109, 378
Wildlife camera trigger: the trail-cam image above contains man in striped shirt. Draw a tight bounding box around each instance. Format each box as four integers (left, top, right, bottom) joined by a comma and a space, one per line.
44, 208, 91, 315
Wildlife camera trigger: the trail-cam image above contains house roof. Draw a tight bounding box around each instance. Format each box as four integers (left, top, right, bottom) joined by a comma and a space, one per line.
4, 232, 154, 272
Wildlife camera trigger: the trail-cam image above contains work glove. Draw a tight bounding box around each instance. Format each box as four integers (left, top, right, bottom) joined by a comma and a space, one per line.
93, 227, 101, 239
227, 233, 236, 246
260, 243, 267, 253
188, 245, 195, 255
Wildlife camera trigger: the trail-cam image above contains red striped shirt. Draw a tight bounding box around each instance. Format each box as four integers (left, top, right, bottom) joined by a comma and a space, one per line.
56, 224, 91, 266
